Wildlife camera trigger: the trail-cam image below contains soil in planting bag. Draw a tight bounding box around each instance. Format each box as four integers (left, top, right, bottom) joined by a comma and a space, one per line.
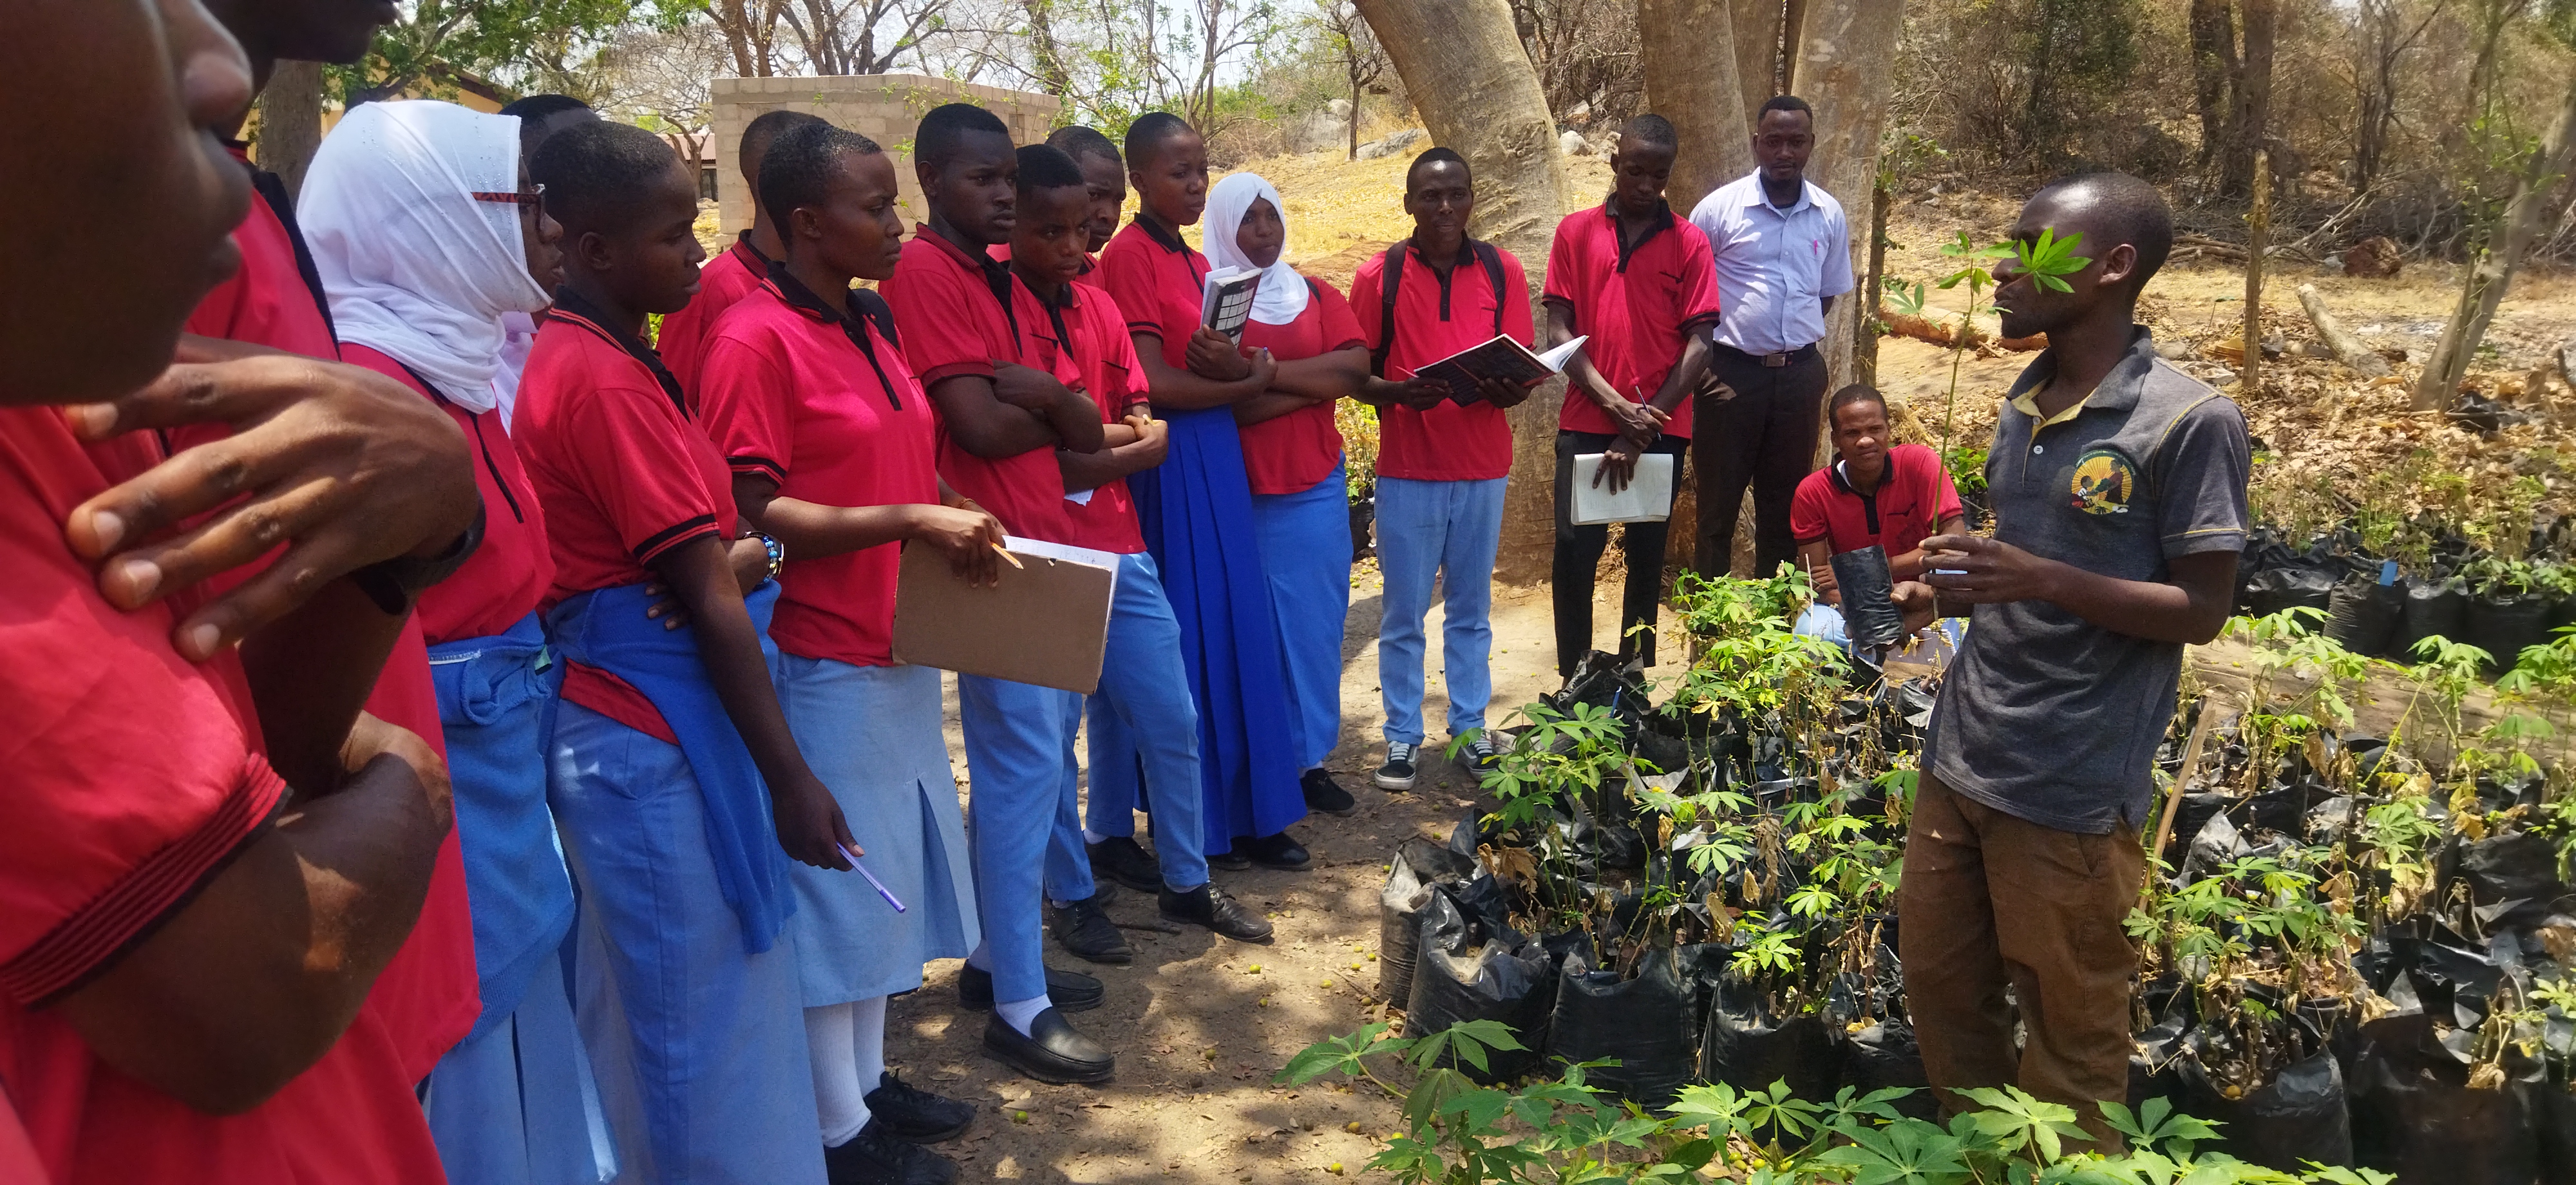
2395, 580, 2468, 657
2175, 1048, 2354, 1171
2465, 592, 2551, 674
2347, 1011, 2543, 1184
1830, 545, 1907, 651
2327, 573, 2404, 657
1701, 976, 1838, 1101
1405, 891, 1556, 1083
1544, 945, 1696, 1107
2461, 831, 2570, 927
1378, 837, 1484, 1003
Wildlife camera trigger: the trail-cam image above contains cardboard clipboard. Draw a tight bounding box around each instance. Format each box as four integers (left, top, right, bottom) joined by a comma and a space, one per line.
890, 535, 1116, 694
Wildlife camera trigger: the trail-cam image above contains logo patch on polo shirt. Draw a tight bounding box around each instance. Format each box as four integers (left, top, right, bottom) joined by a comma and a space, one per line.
2070, 449, 2135, 515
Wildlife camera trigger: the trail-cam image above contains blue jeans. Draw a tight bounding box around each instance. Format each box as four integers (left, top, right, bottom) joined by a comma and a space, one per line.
959, 674, 1084, 1004
1252, 463, 1354, 770
1375, 476, 1506, 745
1044, 552, 1212, 902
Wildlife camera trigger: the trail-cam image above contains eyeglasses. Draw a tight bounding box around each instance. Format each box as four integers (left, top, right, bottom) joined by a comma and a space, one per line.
471, 184, 546, 210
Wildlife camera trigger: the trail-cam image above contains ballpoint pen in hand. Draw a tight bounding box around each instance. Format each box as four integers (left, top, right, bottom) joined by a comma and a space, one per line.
838, 843, 907, 913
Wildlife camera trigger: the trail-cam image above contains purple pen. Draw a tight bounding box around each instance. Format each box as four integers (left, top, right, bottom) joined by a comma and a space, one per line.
838, 844, 907, 913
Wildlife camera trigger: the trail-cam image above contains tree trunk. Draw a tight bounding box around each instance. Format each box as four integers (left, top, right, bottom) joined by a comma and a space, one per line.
2242, 150, 2269, 397
1792, 0, 1908, 397
2413, 71, 2576, 411
1732, 0, 1785, 116
256, 61, 327, 203
1638, 0, 1751, 214
1855, 173, 1891, 390
1025, 0, 1072, 98
1781, 0, 1809, 91
2221, 0, 2276, 198
2188, 0, 2235, 167
1354, 0, 1573, 580
1349, 76, 1364, 160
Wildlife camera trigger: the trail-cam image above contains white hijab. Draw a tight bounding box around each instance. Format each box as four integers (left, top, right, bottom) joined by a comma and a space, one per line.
1203, 172, 1309, 326
301, 100, 549, 413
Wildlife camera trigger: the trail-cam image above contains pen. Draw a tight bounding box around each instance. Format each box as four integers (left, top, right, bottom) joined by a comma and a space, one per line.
990, 542, 1024, 569
838, 844, 907, 913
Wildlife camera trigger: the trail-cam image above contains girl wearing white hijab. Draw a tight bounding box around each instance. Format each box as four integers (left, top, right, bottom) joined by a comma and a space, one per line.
1202, 173, 1370, 812
299, 99, 612, 1185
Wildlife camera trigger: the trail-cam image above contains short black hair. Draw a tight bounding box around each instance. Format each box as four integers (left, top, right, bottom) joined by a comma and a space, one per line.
759, 120, 885, 236
1047, 124, 1122, 171
1405, 146, 1470, 191
742, 109, 826, 182
1123, 112, 1195, 167
1757, 95, 1815, 126
1828, 384, 1887, 423
1620, 113, 1678, 154
2032, 170, 2175, 294
917, 102, 1012, 171
500, 93, 591, 122
1016, 143, 1087, 197
536, 120, 684, 236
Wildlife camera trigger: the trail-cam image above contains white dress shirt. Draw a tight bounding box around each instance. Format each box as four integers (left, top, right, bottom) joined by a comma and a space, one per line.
1690, 171, 1853, 356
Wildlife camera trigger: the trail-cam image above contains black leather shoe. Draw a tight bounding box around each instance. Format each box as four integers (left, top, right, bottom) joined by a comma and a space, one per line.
1302, 768, 1358, 817
1049, 895, 1134, 964
824, 1121, 957, 1184
1235, 831, 1311, 871
1160, 883, 1274, 943
864, 1072, 975, 1143
1087, 835, 1162, 893
983, 1007, 1113, 1085
956, 962, 1104, 1012
1207, 843, 1253, 871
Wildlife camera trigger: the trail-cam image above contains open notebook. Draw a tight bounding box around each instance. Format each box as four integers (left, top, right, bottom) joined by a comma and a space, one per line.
1414, 334, 1586, 405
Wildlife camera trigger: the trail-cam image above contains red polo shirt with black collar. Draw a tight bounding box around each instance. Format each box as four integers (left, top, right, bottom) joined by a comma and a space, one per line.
1097, 214, 1211, 372
1019, 274, 1150, 555
658, 232, 772, 404
1348, 238, 1533, 482
1542, 200, 1723, 439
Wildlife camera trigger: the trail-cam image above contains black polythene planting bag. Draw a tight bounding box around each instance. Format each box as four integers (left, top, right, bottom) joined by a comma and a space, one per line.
1403, 889, 1557, 1083
2394, 580, 2468, 658
1700, 975, 1837, 1103
2174, 1047, 2355, 1171
2325, 573, 2404, 658
1830, 545, 1907, 651
2465, 591, 2551, 675
1544, 944, 1698, 1108
1377, 836, 1479, 1005
2347, 1011, 2543, 1184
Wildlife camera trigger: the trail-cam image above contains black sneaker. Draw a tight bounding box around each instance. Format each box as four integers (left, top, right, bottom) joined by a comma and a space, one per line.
1048, 895, 1134, 964
1374, 742, 1417, 791
1086, 835, 1163, 893
956, 962, 1104, 1012
1302, 768, 1358, 817
863, 1072, 976, 1143
824, 1121, 957, 1184
1453, 734, 1502, 779
1159, 883, 1274, 942
1232, 831, 1311, 871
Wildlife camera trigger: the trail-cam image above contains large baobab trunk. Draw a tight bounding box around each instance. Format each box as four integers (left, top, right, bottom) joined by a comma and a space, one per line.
256, 60, 328, 202
1793, 0, 1908, 397
1638, 0, 1751, 213
1354, 0, 1573, 578
2414, 73, 2576, 411
1733, 0, 1788, 114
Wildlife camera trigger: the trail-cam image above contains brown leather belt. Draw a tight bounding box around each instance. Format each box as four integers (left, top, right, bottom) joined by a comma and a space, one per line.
1715, 342, 1819, 368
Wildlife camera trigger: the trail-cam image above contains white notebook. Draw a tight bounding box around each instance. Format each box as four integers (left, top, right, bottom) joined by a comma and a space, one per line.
1569, 453, 1675, 526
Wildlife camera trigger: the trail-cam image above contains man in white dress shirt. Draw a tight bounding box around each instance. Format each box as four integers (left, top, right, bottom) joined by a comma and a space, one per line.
1688, 95, 1854, 580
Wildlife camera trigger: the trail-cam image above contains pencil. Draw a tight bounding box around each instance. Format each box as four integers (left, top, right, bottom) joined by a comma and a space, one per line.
991, 542, 1024, 569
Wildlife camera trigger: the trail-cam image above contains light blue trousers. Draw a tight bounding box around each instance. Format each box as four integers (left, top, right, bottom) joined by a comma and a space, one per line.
550, 701, 825, 1184
959, 675, 1085, 1003
1042, 553, 1213, 902
1251, 463, 1353, 770
1374, 476, 1507, 745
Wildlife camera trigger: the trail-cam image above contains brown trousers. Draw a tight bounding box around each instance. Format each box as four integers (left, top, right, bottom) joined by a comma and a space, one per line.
1896, 772, 2143, 1147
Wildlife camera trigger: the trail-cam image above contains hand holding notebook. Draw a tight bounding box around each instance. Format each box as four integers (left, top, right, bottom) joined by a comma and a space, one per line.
1414, 334, 1587, 406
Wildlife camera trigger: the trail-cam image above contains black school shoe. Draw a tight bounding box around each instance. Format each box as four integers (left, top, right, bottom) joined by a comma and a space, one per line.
1227, 832, 1311, 871
983, 1007, 1114, 1085
1159, 883, 1273, 942
1302, 768, 1358, 817
864, 1072, 976, 1143
955, 962, 1104, 1012
1086, 835, 1163, 893
824, 1121, 957, 1185
1048, 895, 1135, 964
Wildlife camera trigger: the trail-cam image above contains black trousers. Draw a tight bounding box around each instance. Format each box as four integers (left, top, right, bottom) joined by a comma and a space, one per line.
1694, 343, 1829, 580
1552, 429, 1690, 679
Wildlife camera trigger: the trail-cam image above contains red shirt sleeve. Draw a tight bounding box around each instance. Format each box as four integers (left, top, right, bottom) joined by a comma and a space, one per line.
558, 384, 726, 567
1095, 244, 1160, 341
1309, 277, 1367, 352
1095, 292, 1151, 414
696, 330, 794, 488
1539, 220, 1580, 317
1676, 223, 1723, 330
882, 255, 1001, 388
1499, 249, 1537, 347
1348, 258, 1386, 356
1789, 469, 1834, 546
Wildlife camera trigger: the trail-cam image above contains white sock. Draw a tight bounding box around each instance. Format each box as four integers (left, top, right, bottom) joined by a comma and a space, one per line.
1082, 826, 1109, 845
996, 994, 1052, 1037
805, 1002, 871, 1146
967, 942, 992, 972
851, 995, 888, 1095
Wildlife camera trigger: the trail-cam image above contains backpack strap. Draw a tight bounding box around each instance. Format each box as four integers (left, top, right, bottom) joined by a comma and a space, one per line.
1470, 239, 1507, 338
1371, 243, 1405, 379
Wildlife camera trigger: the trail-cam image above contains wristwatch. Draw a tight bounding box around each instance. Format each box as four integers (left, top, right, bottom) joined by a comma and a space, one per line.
757, 533, 786, 582
351, 500, 486, 616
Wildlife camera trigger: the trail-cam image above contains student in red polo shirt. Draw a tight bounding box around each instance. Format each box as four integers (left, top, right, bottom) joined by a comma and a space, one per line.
878, 103, 1121, 1086
699, 119, 1001, 1185
1348, 146, 1537, 793
519, 120, 848, 1185
1, 3, 466, 1182
1790, 385, 1966, 646
1010, 146, 1275, 971
658, 109, 828, 401
1543, 113, 1721, 682
1045, 124, 1127, 286
1097, 113, 1318, 874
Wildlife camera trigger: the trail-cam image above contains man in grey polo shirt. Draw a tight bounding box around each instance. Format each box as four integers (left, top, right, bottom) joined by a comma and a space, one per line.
1889, 172, 2249, 1145
1688, 94, 1853, 579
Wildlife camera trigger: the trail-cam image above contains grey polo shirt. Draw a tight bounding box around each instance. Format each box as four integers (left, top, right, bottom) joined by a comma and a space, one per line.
1922, 327, 2251, 835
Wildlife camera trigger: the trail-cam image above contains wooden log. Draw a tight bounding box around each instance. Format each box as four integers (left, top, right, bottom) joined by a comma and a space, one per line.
2297, 283, 2394, 378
